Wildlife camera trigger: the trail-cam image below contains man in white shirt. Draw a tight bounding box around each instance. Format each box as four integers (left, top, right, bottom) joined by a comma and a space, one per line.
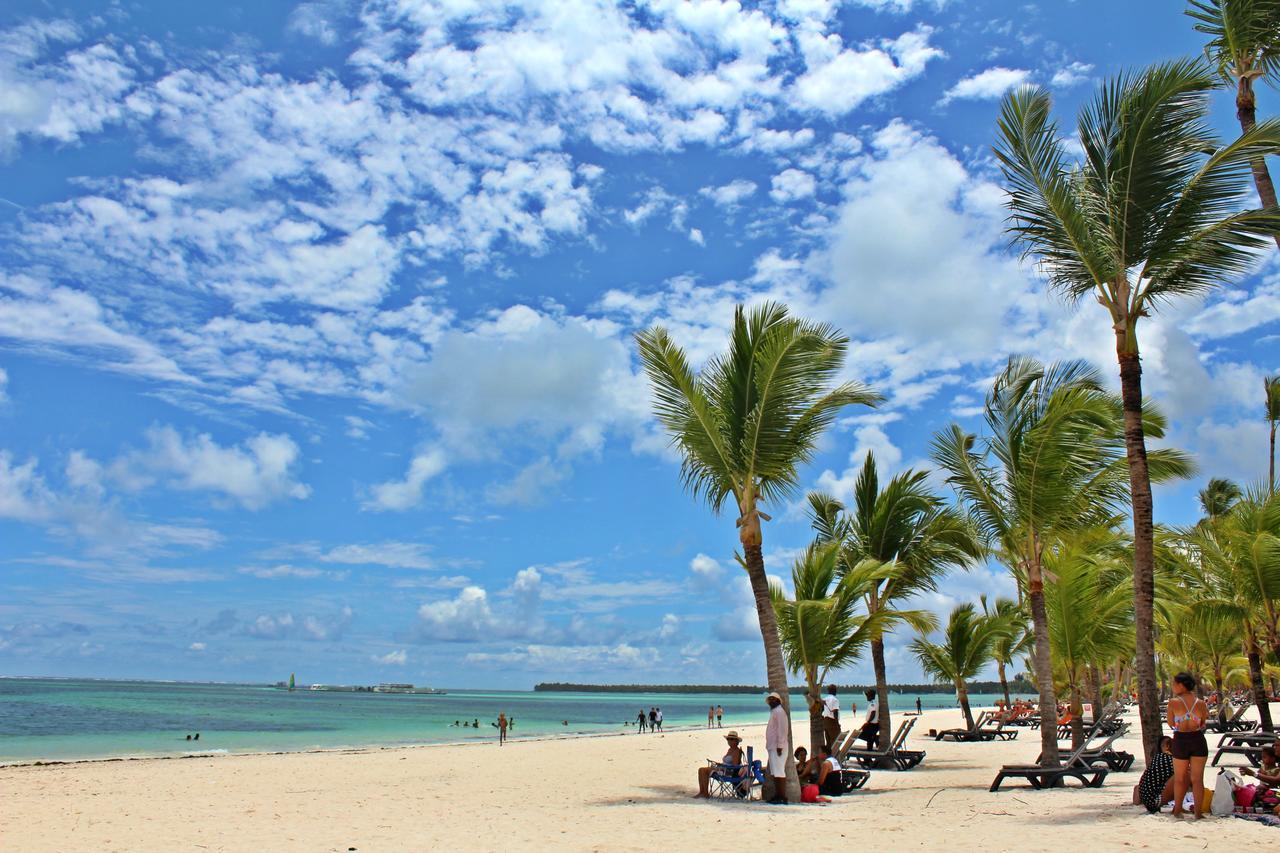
764, 691, 789, 803
859, 688, 880, 748
821, 685, 841, 753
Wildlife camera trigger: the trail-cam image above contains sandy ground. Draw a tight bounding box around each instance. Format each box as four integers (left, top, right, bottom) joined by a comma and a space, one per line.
2, 705, 1276, 852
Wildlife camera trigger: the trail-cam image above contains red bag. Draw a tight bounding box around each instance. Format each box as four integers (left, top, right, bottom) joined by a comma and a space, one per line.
801, 784, 820, 803
1235, 784, 1256, 808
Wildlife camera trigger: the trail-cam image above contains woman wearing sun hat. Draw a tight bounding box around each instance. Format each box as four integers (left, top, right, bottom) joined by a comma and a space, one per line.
694, 730, 748, 797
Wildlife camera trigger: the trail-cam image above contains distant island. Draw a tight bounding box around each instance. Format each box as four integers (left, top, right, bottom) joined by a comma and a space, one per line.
534, 680, 1029, 695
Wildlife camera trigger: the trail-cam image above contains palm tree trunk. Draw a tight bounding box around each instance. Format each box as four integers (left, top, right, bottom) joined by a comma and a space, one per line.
1027, 568, 1060, 766
871, 637, 893, 769
742, 542, 800, 801
1115, 331, 1162, 762
1238, 78, 1280, 251
1069, 681, 1086, 751
1215, 675, 1227, 724
956, 679, 974, 730
1247, 637, 1275, 733
1087, 665, 1104, 724
998, 660, 1011, 709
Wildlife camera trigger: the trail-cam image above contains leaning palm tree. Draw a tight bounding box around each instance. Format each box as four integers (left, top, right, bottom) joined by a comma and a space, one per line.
772, 543, 920, 755
994, 60, 1280, 757
1200, 477, 1243, 519
933, 356, 1192, 764
911, 602, 1011, 730
636, 302, 880, 800
807, 452, 981, 760
1187, 0, 1280, 248
1267, 376, 1280, 491
983, 596, 1033, 710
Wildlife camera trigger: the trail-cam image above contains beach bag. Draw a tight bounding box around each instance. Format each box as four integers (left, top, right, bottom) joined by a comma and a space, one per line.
801, 784, 820, 803
1235, 784, 1257, 809
1211, 770, 1236, 816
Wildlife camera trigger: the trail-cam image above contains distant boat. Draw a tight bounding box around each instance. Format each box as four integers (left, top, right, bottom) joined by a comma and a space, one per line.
288, 673, 295, 692
373, 683, 447, 695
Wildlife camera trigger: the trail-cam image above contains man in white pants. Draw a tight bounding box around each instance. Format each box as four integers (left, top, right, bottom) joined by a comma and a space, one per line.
765, 691, 788, 804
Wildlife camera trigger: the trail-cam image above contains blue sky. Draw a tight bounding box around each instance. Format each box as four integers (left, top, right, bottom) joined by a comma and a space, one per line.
0, 0, 1276, 689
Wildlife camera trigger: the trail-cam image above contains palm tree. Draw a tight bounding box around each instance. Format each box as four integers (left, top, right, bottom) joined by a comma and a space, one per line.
1041, 531, 1135, 749
1187, 0, 1280, 248
933, 356, 1192, 764
1199, 477, 1243, 518
983, 596, 1033, 710
636, 302, 881, 800
1267, 376, 1280, 491
994, 61, 1280, 757
1163, 604, 1245, 723
911, 602, 1011, 730
772, 543, 918, 755
807, 452, 981, 761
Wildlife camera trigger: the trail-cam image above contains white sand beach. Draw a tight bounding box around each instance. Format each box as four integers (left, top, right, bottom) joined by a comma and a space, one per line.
2, 705, 1276, 852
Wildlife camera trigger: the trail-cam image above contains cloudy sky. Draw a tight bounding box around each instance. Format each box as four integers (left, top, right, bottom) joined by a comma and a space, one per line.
0, 0, 1275, 689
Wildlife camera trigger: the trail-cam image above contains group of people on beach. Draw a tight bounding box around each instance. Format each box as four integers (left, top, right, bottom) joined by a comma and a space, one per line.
634, 707, 663, 732
706, 705, 724, 727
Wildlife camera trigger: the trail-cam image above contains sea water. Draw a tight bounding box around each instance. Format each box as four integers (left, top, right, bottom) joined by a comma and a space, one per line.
0, 677, 1031, 763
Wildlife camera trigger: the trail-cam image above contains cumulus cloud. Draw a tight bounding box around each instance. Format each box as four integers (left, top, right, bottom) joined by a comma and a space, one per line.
372, 648, 408, 665
699, 179, 757, 207
770, 168, 817, 203
940, 67, 1031, 104
791, 25, 943, 116
364, 447, 448, 511
245, 606, 353, 641
1050, 61, 1093, 88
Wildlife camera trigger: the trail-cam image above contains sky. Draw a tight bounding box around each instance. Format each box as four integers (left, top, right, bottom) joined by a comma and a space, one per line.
0, 0, 1276, 690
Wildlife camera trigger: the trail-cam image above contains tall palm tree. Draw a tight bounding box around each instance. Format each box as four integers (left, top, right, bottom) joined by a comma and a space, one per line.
807, 452, 981, 761
1162, 603, 1246, 722
994, 61, 1280, 757
933, 356, 1192, 764
636, 302, 880, 800
772, 543, 924, 755
1199, 477, 1243, 518
1187, 0, 1280, 248
1267, 376, 1280, 491
1041, 531, 1135, 749
911, 602, 1011, 730
983, 596, 1033, 710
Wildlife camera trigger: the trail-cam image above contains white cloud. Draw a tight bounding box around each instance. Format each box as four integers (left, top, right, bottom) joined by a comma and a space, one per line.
0, 451, 54, 521
0, 367, 8, 403
287, 2, 342, 45
941, 67, 1031, 104
699, 179, 757, 207
188, 642, 206, 651
114, 426, 310, 510
364, 447, 448, 511
815, 420, 905, 497
1050, 61, 1093, 88
770, 168, 817, 203
690, 553, 724, 581
415, 586, 501, 642
791, 26, 943, 116
245, 606, 353, 641
238, 564, 347, 581
464, 642, 656, 672
372, 648, 408, 666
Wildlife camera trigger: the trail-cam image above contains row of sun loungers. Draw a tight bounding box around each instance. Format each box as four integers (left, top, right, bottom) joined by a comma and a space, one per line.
843, 716, 927, 770
934, 710, 1019, 742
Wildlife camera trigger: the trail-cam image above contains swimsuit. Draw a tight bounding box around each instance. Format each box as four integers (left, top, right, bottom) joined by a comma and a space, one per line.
1169, 696, 1208, 759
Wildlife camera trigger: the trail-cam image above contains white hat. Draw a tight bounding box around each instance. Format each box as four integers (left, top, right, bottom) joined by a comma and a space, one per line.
766, 691, 782, 703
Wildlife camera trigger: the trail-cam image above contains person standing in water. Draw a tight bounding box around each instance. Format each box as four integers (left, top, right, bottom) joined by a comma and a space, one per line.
707, 706, 715, 728
497, 712, 508, 745
637, 709, 647, 733
716, 705, 724, 728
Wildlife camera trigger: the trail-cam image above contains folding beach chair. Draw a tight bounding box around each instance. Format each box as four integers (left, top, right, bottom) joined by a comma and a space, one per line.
845, 716, 925, 771
990, 739, 1110, 792
935, 710, 992, 742
1070, 723, 1134, 772
706, 746, 766, 800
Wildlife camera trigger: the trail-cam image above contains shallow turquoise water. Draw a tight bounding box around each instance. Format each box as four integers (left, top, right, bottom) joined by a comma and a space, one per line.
0, 678, 1026, 762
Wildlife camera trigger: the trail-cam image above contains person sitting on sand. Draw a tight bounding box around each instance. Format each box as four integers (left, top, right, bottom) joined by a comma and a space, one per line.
815, 746, 843, 797
794, 746, 815, 783
695, 731, 749, 798
1241, 745, 1280, 791
1133, 735, 1174, 813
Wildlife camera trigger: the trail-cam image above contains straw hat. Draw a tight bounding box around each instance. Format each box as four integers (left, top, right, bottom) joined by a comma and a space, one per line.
766, 691, 782, 703
724, 731, 741, 741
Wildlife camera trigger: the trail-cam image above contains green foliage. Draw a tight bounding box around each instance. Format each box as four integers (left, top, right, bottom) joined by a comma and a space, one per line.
1187, 0, 1280, 86
911, 602, 1014, 686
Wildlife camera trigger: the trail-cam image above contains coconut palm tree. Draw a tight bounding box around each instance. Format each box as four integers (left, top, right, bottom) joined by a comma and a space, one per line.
1187, 0, 1280, 248
1200, 477, 1243, 518
933, 356, 1192, 763
636, 302, 881, 800
911, 602, 1012, 730
994, 61, 1280, 757
1041, 531, 1135, 749
772, 543, 926, 755
807, 452, 981, 761
1162, 603, 1246, 722
983, 596, 1033, 710
1267, 376, 1280, 491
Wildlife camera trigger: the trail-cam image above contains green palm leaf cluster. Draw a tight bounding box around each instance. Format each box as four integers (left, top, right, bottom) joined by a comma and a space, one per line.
994, 58, 1279, 757
911, 602, 1019, 730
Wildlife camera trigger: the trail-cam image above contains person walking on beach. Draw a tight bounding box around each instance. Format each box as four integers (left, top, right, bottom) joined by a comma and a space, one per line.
648, 708, 657, 732
916, 697, 922, 715
765, 692, 788, 804
708, 706, 715, 728
637, 709, 647, 733
716, 705, 723, 728
497, 712, 508, 745
820, 685, 840, 753
655, 708, 663, 732
859, 689, 879, 749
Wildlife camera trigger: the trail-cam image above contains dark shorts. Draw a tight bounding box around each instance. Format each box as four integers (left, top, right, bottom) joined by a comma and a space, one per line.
1171, 731, 1208, 759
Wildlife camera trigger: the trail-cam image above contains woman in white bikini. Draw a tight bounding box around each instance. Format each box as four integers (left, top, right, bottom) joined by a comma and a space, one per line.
1166, 672, 1209, 819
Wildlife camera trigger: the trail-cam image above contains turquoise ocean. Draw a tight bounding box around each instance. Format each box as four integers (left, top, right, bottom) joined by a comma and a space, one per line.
0, 678, 1028, 764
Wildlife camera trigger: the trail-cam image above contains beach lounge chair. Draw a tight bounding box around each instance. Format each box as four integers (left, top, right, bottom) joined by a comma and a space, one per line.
979, 714, 1019, 741
1211, 732, 1277, 768
1070, 723, 1134, 772
935, 711, 999, 742
844, 717, 925, 771
829, 729, 855, 760
1206, 705, 1255, 734
990, 739, 1110, 792
706, 746, 766, 800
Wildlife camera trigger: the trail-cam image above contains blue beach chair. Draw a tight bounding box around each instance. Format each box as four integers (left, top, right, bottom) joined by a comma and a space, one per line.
707, 746, 766, 800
